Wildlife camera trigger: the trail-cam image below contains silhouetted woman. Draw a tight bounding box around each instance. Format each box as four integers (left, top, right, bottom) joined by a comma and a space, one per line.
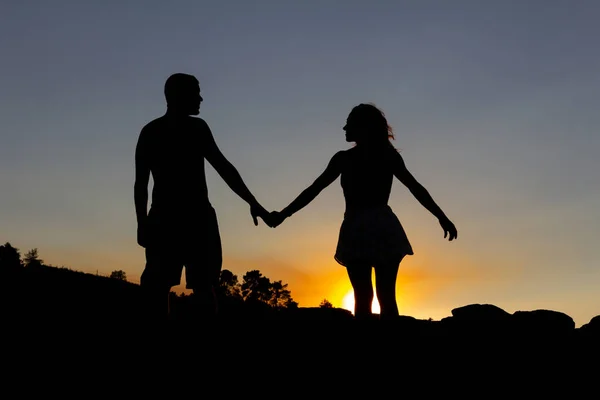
270, 103, 457, 320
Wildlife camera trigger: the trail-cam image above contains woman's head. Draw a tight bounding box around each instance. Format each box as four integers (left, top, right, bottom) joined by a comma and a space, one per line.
343, 103, 395, 146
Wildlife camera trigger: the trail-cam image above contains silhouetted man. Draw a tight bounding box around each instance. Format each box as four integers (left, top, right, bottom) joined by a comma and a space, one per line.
134, 73, 271, 323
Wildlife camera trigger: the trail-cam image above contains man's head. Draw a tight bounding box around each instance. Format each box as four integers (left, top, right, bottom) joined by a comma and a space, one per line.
164, 73, 203, 115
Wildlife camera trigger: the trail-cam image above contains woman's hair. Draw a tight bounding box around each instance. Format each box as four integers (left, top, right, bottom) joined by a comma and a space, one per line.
349, 103, 396, 147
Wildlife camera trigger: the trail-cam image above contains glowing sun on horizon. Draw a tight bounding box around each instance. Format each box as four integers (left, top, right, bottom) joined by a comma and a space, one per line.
342, 290, 381, 314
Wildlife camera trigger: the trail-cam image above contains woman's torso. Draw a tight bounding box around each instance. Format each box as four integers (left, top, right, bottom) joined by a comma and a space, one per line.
340, 145, 395, 213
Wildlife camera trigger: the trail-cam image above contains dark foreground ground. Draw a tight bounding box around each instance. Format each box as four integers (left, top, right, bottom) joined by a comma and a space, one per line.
5, 308, 599, 395
4, 265, 599, 391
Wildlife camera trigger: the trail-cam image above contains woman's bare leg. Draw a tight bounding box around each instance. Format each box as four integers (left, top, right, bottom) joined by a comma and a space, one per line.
346, 264, 374, 320
373, 258, 402, 320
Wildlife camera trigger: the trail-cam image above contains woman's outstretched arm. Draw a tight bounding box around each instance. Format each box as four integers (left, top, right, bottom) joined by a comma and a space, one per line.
391, 151, 458, 241
276, 151, 345, 223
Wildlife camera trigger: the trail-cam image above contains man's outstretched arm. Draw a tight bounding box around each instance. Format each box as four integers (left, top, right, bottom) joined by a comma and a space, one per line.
202, 122, 269, 225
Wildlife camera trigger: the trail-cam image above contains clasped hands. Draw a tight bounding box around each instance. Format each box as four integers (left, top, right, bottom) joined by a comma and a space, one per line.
250, 204, 287, 228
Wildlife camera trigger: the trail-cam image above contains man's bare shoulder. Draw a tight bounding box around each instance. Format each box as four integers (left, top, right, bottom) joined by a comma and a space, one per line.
187, 116, 211, 130
139, 115, 210, 135
139, 116, 167, 135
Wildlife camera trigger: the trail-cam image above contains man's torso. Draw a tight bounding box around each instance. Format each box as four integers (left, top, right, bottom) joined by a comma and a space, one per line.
140, 115, 212, 221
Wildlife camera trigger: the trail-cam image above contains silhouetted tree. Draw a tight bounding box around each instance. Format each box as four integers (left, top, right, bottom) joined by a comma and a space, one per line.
23, 248, 43, 268
241, 270, 297, 309
268, 280, 298, 309
241, 270, 272, 304
219, 269, 241, 299
320, 299, 333, 308
0, 242, 22, 273
110, 270, 127, 281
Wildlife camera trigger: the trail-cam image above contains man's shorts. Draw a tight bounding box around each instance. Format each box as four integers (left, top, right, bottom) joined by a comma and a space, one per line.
140, 205, 222, 290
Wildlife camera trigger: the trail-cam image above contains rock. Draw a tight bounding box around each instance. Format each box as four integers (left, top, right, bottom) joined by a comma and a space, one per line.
451, 303, 512, 322
512, 309, 575, 333
578, 315, 600, 336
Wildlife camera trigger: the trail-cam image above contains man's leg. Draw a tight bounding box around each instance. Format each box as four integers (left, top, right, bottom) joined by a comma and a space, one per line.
186, 258, 221, 321
140, 246, 179, 324
139, 283, 171, 323
191, 282, 218, 320
185, 205, 222, 321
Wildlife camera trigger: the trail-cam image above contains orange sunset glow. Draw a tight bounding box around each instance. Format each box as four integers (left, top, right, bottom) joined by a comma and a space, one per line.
342, 291, 381, 315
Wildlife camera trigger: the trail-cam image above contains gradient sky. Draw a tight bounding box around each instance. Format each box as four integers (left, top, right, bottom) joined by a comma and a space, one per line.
1, 1, 599, 326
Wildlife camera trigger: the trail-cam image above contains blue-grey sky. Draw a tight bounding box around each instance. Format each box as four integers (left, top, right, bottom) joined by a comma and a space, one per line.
1, 1, 599, 326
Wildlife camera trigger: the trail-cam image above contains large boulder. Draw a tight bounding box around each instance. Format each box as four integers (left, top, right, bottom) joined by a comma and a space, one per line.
451, 303, 512, 321
512, 309, 575, 333
578, 315, 600, 336
440, 304, 514, 336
